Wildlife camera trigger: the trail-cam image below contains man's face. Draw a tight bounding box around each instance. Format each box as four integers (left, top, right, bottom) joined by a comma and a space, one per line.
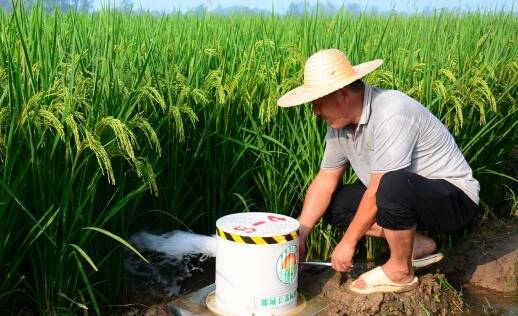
311, 90, 349, 129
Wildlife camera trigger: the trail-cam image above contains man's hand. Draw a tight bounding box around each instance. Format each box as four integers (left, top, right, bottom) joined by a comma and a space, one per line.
297, 223, 312, 266
330, 240, 356, 272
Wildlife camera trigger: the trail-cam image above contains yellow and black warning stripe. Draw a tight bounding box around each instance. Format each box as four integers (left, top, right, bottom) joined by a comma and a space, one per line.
216, 228, 299, 245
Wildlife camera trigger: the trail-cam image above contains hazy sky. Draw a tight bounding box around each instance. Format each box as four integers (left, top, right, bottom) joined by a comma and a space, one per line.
92, 0, 516, 13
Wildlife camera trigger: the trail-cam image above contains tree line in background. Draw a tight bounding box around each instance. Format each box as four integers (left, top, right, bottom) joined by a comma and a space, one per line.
0, 0, 92, 11
0, 0, 134, 11
2, 0, 505, 15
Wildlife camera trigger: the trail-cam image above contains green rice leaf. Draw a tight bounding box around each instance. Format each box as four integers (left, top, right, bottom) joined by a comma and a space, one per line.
70, 243, 98, 272
83, 227, 149, 263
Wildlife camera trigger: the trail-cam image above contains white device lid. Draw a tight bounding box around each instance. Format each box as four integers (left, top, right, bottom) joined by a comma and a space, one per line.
216, 212, 299, 237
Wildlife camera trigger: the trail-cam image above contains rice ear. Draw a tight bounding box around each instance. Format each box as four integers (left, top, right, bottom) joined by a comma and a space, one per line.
96, 116, 141, 176
65, 114, 82, 151
38, 109, 65, 141
168, 105, 184, 141
131, 115, 161, 156
81, 130, 115, 185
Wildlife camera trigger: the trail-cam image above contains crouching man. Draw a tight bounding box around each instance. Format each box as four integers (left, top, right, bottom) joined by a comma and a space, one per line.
277, 49, 479, 294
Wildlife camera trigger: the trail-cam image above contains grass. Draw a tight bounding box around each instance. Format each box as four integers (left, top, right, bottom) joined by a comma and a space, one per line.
0, 2, 517, 314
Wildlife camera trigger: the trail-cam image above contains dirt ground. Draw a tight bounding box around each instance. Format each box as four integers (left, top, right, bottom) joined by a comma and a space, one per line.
298, 263, 464, 316
441, 218, 518, 292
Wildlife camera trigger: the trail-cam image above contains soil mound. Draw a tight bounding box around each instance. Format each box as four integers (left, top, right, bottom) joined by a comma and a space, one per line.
299, 264, 463, 316
322, 271, 461, 315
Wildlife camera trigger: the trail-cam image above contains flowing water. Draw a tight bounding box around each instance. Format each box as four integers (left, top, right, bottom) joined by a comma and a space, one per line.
126, 230, 217, 296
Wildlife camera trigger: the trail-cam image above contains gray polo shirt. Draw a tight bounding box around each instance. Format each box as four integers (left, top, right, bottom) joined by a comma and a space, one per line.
320, 84, 480, 204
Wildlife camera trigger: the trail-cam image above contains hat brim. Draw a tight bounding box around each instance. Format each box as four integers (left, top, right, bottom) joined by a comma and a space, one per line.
277, 59, 383, 107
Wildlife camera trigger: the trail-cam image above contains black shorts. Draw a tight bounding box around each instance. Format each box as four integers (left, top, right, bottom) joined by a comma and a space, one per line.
323, 170, 479, 233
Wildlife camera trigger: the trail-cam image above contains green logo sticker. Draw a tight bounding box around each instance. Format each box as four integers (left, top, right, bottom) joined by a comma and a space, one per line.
367, 139, 374, 151
276, 245, 298, 284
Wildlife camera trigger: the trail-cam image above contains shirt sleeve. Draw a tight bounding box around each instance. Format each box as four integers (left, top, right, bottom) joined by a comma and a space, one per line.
320, 127, 348, 169
371, 114, 419, 173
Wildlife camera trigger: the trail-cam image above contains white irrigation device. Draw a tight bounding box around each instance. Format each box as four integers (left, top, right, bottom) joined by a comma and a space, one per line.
205, 212, 304, 316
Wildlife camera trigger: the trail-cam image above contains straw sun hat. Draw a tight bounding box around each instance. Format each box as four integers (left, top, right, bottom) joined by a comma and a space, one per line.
277, 49, 383, 107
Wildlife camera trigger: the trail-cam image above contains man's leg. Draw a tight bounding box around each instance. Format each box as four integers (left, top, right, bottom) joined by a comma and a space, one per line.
382, 226, 416, 283
352, 170, 479, 287
353, 226, 417, 288
324, 184, 437, 259
323, 183, 366, 229
366, 223, 436, 259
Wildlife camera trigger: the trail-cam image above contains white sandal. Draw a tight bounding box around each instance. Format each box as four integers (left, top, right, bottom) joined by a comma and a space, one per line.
349, 266, 418, 294
412, 252, 444, 269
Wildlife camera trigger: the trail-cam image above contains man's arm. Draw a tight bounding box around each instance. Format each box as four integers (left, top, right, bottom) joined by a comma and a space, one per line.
331, 172, 383, 271
298, 165, 348, 256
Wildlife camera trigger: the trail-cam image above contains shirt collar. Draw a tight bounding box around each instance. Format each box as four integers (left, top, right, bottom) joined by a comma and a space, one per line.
358, 83, 373, 126
347, 83, 372, 137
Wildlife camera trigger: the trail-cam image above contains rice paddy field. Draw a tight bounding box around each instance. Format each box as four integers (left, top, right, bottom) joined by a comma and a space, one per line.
0, 3, 517, 315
